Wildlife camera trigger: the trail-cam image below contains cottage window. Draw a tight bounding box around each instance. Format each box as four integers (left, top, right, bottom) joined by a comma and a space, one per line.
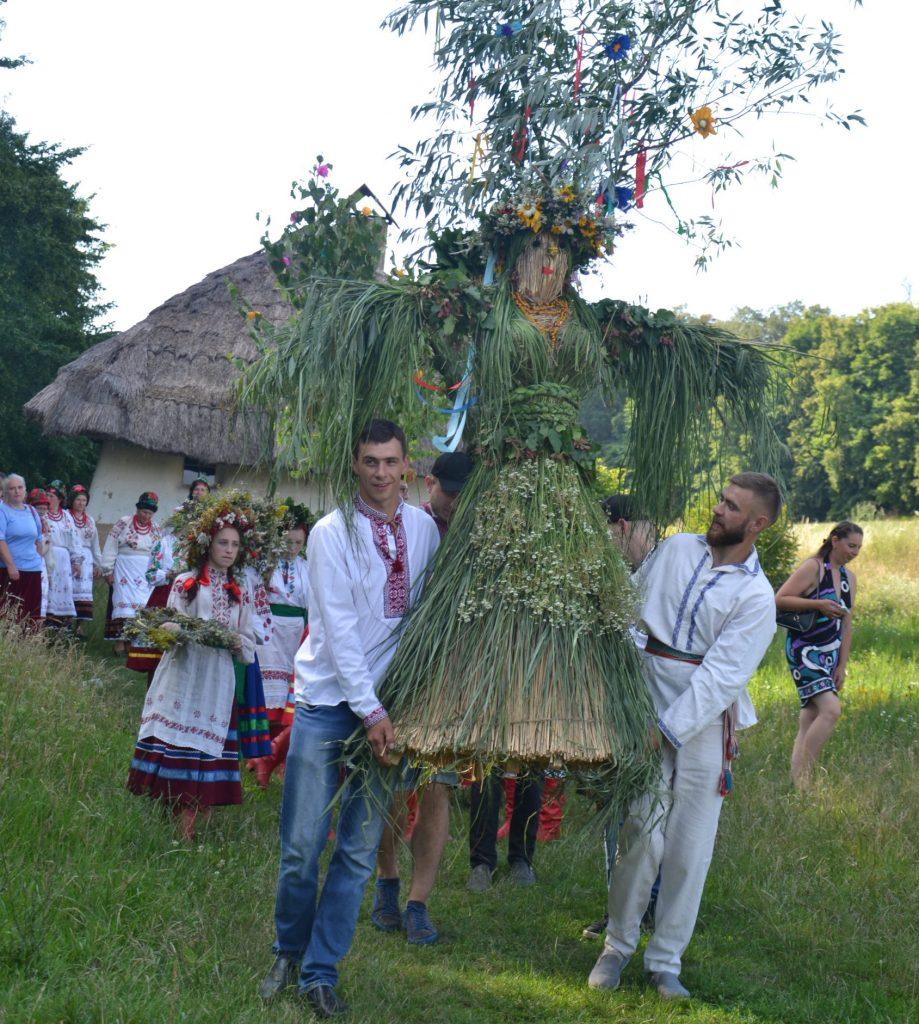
182, 459, 216, 486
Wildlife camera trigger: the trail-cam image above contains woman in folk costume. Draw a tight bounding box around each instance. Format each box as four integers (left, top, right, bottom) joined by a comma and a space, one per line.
247, 504, 313, 788
239, 1, 839, 801
102, 492, 160, 652
43, 483, 78, 630
126, 480, 210, 682
127, 496, 261, 841
65, 484, 102, 629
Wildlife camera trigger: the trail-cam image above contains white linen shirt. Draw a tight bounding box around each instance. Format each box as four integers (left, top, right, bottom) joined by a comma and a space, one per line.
293, 500, 440, 721
633, 532, 776, 747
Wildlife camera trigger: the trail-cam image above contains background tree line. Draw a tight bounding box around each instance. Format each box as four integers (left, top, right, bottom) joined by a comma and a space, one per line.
584, 300, 919, 521
0, 2, 104, 486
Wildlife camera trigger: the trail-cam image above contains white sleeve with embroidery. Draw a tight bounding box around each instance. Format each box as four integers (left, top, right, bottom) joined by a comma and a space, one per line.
658, 588, 776, 747
308, 521, 380, 722
101, 517, 125, 573
235, 585, 258, 666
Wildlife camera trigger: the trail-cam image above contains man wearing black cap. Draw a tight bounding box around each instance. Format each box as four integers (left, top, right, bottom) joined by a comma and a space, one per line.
371, 450, 473, 945
422, 452, 473, 538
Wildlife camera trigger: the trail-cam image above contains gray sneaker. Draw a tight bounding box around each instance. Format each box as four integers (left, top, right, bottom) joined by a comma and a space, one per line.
647, 971, 690, 1000
258, 954, 299, 1000
508, 860, 536, 887
588, 950, 630, 990
467, 863, 494, 892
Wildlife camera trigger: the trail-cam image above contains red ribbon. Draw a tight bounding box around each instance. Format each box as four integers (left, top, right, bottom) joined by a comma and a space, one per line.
414, 371, 466, 393
224, 580, 242, 603
512, 106, 532, 164
635, 149, 647, 208
573, 26, 585, 100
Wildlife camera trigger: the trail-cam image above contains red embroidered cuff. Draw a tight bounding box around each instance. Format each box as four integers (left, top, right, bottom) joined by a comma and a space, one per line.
363, 706, 389, 729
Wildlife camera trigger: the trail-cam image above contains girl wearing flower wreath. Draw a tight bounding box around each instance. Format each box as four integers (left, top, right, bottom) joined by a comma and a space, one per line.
65, 484, 103, 629
776, 522, 862, 788
43, 483, 79, 630
102, 492, 161, 652
127, 499, 260, 841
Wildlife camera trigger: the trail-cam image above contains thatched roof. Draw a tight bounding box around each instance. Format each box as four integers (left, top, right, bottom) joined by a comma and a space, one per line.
25, 251, 292, 466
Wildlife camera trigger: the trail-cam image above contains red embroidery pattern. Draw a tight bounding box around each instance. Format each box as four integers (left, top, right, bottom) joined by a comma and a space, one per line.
355, 496, 410, 619
139, 709, 229, 746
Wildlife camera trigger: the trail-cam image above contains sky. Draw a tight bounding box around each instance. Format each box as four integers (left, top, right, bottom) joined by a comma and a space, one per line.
2, 0, 916, 331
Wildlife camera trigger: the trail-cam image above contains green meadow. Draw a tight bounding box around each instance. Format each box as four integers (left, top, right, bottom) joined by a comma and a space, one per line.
1, 521, 916, 1023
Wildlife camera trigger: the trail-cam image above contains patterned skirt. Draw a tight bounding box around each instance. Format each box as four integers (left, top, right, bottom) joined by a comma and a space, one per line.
127, 703, 242, 808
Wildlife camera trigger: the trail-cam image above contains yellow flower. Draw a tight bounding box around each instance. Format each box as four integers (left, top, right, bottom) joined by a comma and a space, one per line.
557, 185, 576, 203
550, 224, 563, 235
361, 206, 373, 216
246, 310, 261, 321
690, 106, 716, 138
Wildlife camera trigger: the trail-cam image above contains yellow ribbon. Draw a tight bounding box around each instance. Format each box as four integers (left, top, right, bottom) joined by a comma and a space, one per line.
468, 132, 484, 184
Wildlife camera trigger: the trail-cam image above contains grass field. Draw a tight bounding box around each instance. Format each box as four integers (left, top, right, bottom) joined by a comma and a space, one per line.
1, 521, 916, 1023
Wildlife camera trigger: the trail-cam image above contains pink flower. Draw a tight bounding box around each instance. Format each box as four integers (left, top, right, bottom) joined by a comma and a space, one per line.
290, 211, 301, 223
282, 256, 292, 267
315, 164, 330, 177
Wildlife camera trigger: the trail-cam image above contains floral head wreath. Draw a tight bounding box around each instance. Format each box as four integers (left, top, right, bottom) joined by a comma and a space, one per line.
477, 183, 628, 272
280, 498, 317, 535
168, 489, 289, 580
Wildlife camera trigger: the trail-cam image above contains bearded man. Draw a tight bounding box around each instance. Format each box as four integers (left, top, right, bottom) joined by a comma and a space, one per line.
589, 473, 781, 1001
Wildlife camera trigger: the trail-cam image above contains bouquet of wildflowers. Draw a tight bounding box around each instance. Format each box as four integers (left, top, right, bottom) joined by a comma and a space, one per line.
123, 608, 240, 652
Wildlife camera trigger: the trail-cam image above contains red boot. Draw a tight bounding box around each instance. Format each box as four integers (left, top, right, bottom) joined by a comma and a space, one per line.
537, 778, 565, 842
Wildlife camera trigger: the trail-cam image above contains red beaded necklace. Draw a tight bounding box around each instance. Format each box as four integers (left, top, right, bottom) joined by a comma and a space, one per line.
132, 514, 152, 534
71, 510, 88, 528
47, 507, 64, 521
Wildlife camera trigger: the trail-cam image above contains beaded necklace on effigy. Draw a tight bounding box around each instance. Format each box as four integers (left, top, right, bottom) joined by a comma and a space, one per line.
512, 291, 570, 349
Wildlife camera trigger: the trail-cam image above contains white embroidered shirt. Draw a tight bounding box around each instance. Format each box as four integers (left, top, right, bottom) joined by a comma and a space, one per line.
634, 532, 777, 747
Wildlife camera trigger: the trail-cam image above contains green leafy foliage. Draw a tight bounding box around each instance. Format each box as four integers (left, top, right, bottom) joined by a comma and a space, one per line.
0, 110, 106, 485
387, 0, 858, 263
258, 158, 386, 308
775, 304, 918, 518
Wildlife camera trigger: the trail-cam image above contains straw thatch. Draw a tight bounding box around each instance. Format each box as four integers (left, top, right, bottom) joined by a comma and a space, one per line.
25, 251, 292, 465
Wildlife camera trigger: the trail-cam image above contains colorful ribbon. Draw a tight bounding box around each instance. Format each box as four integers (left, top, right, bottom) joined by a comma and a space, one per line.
635, 148, 647, 208
573, 26, 585, 100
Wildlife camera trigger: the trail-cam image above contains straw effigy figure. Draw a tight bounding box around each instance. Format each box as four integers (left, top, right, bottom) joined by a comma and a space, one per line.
241, 1, 853, 805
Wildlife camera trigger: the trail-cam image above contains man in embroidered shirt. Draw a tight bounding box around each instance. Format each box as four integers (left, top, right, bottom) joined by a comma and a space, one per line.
372, 450, 472, 945
260, 419, 440, 1019
589, 473, 781, 1002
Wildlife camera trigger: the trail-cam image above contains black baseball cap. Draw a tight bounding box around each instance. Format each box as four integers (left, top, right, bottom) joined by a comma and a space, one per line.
430, 452, 473, 494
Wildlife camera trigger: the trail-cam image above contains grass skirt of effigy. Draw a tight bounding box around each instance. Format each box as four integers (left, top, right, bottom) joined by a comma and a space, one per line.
380, 454, 661, 807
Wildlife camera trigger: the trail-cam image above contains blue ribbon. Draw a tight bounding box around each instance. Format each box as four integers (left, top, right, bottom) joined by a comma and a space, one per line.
431, 347, 476, 452
426, 249, 495, 453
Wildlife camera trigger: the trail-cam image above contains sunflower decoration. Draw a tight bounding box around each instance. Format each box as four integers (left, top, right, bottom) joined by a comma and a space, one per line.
479, 185, 623, 271
690, 105, 717, 138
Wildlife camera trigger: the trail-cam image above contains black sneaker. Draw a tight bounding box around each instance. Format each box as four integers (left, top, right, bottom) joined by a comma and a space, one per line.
581, 914, 608, 940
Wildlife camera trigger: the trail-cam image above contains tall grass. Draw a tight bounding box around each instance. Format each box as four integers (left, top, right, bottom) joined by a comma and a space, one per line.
0, 523, 916, 1023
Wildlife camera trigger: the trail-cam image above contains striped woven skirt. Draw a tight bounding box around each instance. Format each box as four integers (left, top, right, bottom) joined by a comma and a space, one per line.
127, 703, 242, 808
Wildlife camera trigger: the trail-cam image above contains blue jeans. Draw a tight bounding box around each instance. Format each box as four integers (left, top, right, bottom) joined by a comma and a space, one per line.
273, 702, 389, 991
